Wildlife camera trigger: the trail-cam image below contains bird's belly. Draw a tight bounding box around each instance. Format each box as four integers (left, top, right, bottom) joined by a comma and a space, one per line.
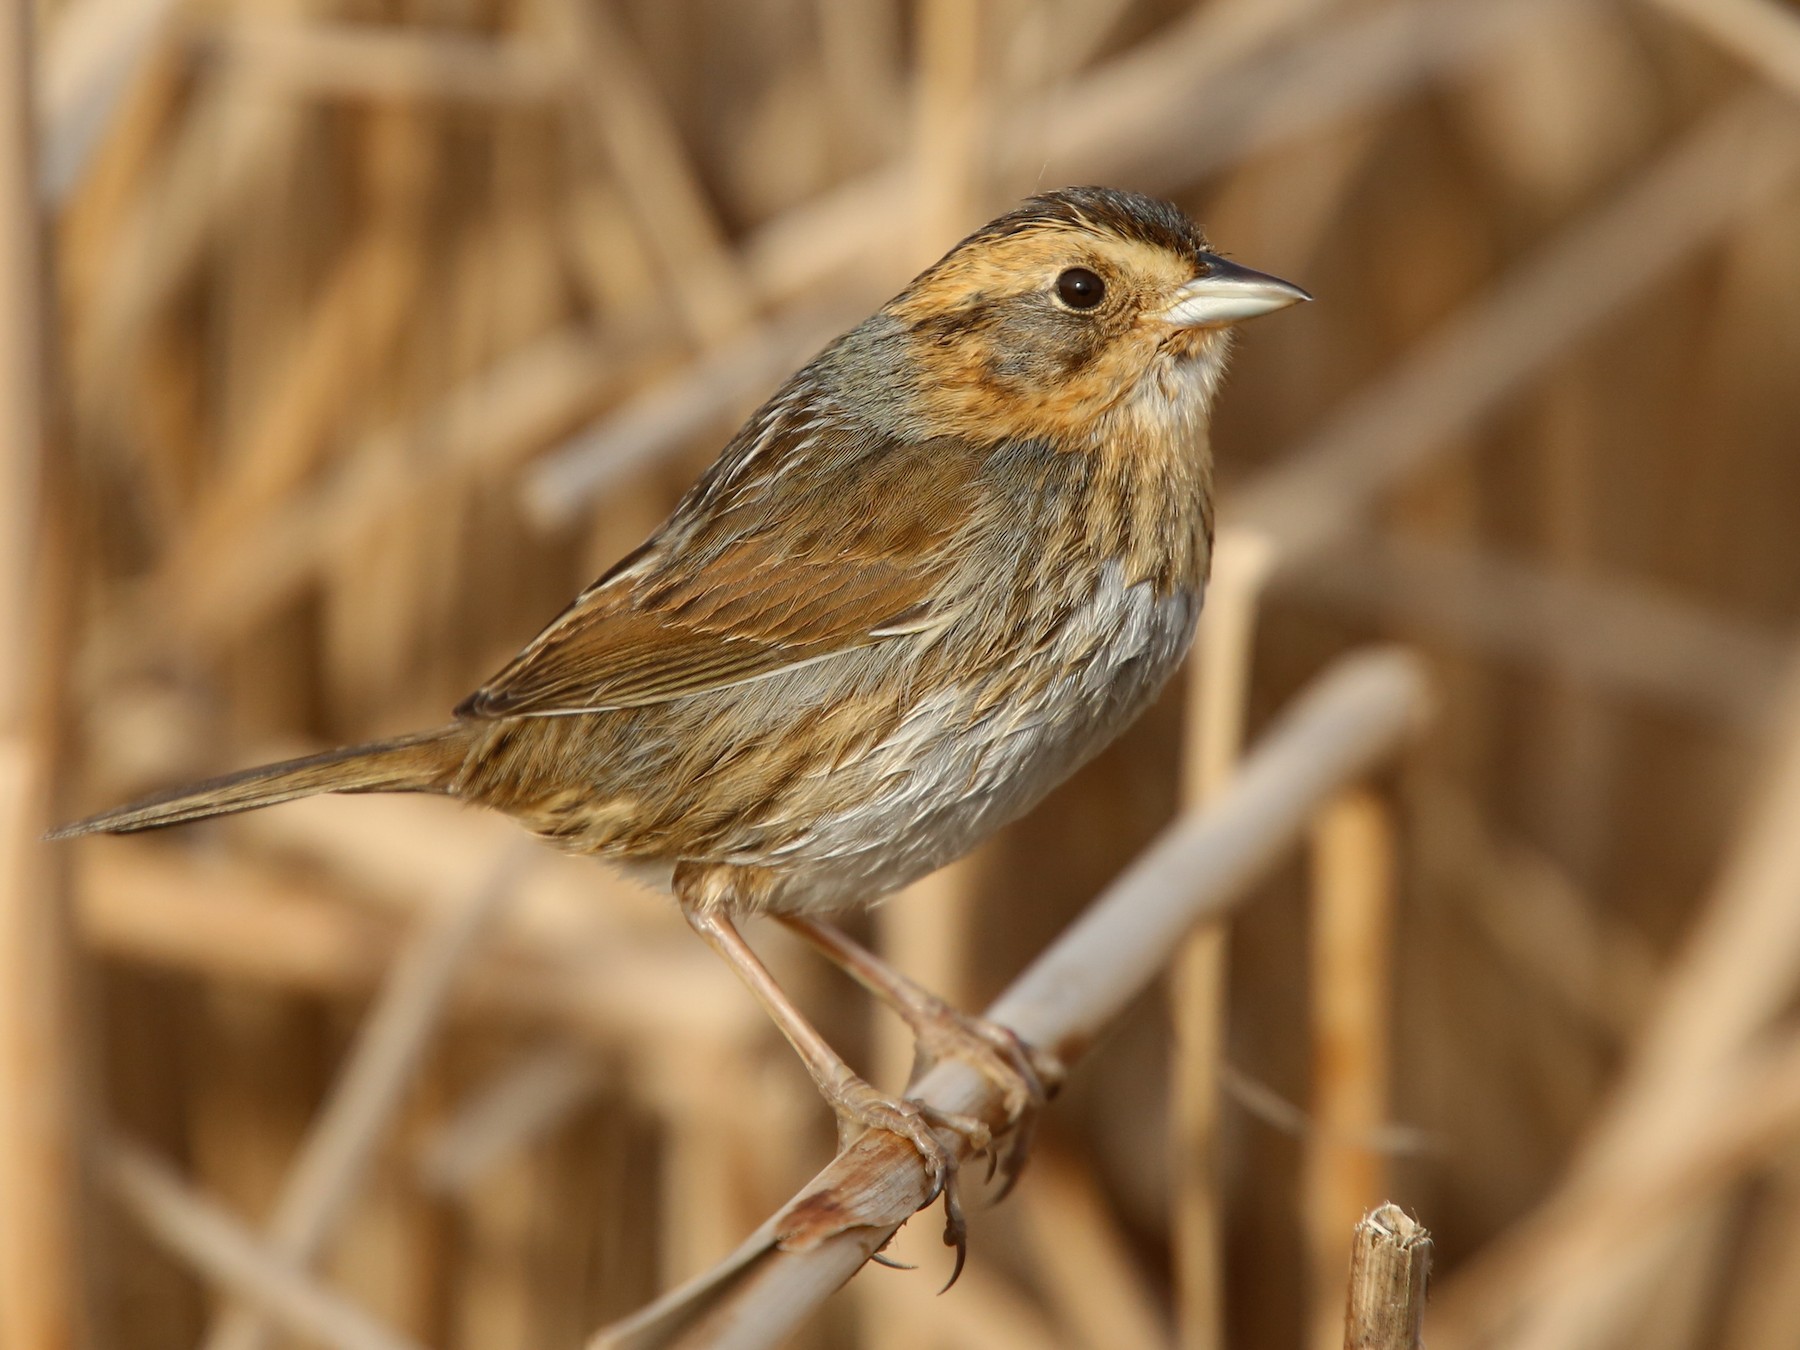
495, 567, 1202, 913
741, 568, 1201, 914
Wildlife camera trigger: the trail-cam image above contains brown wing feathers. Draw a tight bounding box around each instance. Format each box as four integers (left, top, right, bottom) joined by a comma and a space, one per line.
457, 411, 981, 720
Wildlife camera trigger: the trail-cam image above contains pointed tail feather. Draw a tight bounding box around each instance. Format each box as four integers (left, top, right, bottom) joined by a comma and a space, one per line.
47, 728, 469, 839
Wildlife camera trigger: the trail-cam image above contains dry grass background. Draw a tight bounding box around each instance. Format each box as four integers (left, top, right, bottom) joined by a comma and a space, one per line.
6, 0, 1800, 1346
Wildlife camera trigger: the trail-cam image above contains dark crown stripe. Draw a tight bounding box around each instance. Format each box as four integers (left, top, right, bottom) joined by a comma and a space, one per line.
951, 186, 1208, 261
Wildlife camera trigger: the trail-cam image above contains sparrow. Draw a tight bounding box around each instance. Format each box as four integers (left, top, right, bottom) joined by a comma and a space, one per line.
53, 186, 1309, 1268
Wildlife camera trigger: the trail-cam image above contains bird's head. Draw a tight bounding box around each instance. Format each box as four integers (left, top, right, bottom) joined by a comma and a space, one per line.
870, 186, 1309, 447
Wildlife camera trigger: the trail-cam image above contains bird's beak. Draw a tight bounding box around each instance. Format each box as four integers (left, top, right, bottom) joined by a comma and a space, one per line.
1159, 256, 1312, 329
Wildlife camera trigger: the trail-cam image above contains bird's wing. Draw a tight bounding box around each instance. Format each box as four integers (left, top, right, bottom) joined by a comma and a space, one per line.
457, 396, 982, 718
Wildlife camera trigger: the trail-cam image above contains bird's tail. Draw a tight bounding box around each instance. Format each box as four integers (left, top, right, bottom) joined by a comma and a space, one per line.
47, 727, 470, 839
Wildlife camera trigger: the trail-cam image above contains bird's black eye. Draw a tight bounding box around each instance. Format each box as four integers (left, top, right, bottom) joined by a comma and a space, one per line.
1056, 267, 1106, 310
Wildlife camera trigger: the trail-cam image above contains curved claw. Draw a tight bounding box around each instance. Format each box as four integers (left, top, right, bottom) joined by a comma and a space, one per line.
940, 1211, 967, 1292
914, 1099, 998, 1285
991, 1110, 1037, 1202
937, 1165, 968, 1289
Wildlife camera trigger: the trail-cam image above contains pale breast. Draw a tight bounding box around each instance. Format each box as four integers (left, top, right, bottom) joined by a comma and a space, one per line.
742, 561, 1201, 913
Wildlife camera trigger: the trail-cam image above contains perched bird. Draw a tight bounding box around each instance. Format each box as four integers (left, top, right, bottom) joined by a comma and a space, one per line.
53, 186, 1307, 1264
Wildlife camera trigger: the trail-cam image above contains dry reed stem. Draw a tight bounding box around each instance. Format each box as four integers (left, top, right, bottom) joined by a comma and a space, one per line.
137, 0, 1575, 662
1718, 1153, 1800, 1350
590, 647, 1431, 1350
521, 299, 866, 529
1293, 532, 1788, 727
69, 47, 300, 424
0, 748, 84, 1350
1170, 525, 1273, 1350
209, 21, 561, 105
0, 0, 48, 722
1416, 784, 1658, 1041
76, 838, 398, 994
1016, 1151, 1170, 1350
1432, 656, 1800, 1346
546, 0, 751, 347
0, 4, 86, 1345
1235, 90, 1800, 575
414, 1042, 601, 1196
1645, 1207, 1741, 1350
202, 850, 523, 1350
1431, 1026, 1800, 1345
1307, 791, 1399, 1350
913, 0, 987, 250
855, 1250, 1067, 1350
1644, 0, 1800, 102
164, 160, 436, 598
38, 0, 178, 202
103, 1138, 426, 1350
161, 323, 610, 653
813, 0, 903, 168
1342, 1204, 1431, 1350
745, 0, 1561, 305
73, 843, 740, 1061
659, 1100, 761, 1292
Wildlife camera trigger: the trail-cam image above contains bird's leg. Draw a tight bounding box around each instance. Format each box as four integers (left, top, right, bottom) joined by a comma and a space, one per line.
680, 907, 976, 1266
777, 916, 1064, 1197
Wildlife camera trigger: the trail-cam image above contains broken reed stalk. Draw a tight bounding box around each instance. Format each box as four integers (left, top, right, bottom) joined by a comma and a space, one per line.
1343, 1204, 1432, 1350
590, 646, 1431, 1350
1307, 790, 1399, 1350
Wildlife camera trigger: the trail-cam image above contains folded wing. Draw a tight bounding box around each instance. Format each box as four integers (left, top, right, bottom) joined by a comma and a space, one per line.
457, 400, 983, 718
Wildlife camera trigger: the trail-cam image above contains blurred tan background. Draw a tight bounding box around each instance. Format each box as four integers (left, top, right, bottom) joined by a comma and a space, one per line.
7, 0, 1800, 1347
